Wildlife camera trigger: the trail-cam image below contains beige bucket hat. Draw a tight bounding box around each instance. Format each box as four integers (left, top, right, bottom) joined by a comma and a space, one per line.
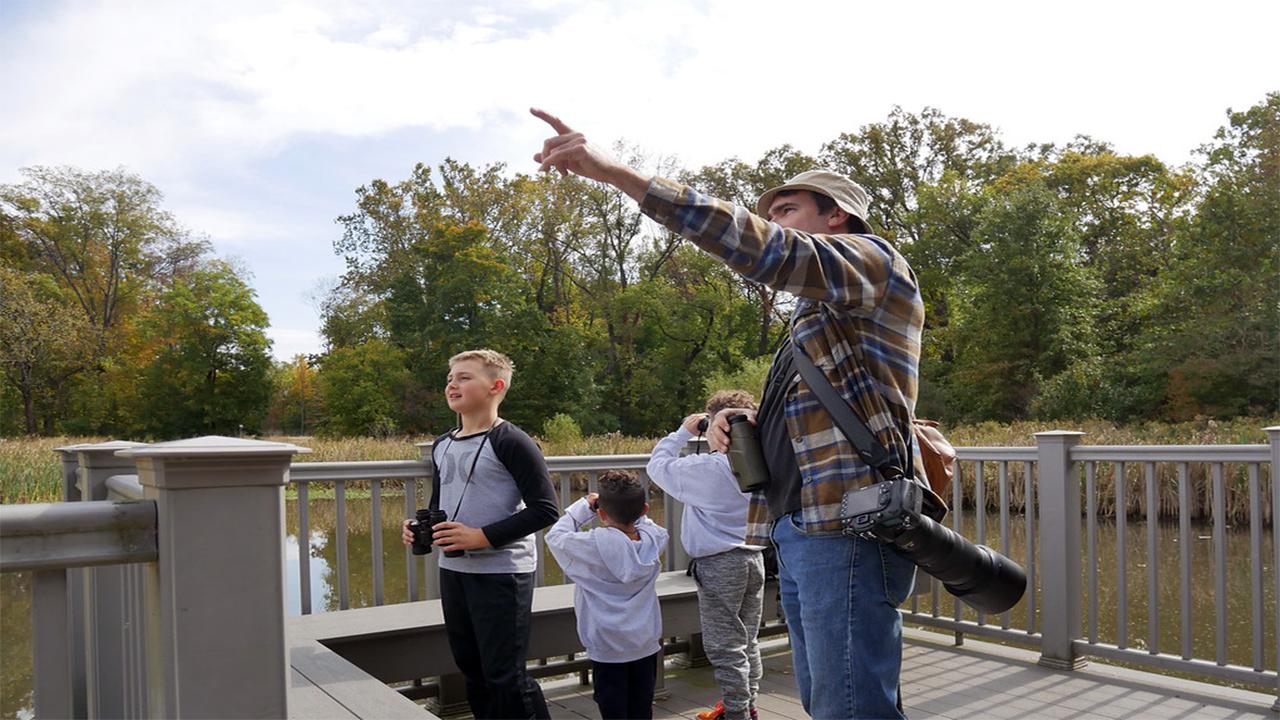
756, 169, 873, 234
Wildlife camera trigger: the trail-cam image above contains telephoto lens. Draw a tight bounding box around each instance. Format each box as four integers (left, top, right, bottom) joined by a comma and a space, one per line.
874, 511, 1027, 614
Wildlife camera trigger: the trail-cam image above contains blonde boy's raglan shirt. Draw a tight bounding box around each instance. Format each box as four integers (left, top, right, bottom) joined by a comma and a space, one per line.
432, 420, 559, 574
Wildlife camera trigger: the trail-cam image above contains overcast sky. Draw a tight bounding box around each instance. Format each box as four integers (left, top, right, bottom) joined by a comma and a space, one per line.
2, 0, 1276, 360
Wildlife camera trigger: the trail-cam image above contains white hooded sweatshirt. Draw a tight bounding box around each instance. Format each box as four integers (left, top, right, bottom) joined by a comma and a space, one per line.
545, 497, 669, 663
646, 426, 762, 558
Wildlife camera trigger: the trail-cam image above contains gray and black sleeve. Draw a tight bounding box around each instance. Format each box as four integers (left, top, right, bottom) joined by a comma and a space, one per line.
481, 422, 561, 548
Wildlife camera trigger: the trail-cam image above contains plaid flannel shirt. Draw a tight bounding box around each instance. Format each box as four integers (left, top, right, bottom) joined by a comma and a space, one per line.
640, 177, 925, 545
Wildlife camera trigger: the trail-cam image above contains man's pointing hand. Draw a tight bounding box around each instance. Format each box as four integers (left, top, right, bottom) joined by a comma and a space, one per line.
530, 107, 651, 201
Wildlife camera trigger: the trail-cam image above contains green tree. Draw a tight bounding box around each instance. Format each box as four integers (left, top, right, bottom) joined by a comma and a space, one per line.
266, 354, 324, 435
317, 339, 411, 436
0, 166, 207, 349
0, 268, 95, 433
1133, 93, 1280, 418
132, 260, 274, 437
0, 166, 209, 434
950, 173, 1099, 420
821, 107, 1019, 411
682, 145, 815, 356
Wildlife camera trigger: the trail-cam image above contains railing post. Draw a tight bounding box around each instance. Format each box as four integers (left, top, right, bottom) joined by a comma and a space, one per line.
56, 443, 87, 502
76, 441, 146, 719
53, 444, 89, 720
119, 436, 305, 718
1035, 430, 1086, 671
1267, 426, 1280, 712
32, 568, 74, 719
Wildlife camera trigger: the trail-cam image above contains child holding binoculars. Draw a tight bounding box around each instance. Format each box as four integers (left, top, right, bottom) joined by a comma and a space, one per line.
400, 349, 558, 720
646, 390, 766, 720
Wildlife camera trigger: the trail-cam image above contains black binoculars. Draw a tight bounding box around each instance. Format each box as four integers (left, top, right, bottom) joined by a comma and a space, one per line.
411, 508, 463, 557
725, 414, 770, 493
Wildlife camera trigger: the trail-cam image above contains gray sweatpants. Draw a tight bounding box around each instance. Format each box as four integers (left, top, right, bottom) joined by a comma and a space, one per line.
691, 547, 766, 720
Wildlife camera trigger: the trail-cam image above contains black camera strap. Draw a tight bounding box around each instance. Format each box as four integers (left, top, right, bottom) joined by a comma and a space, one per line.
791, 343, 909, 483
429, 423, 495, 517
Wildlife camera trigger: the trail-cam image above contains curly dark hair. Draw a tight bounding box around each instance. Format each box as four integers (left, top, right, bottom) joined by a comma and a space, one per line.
597, 470, 646, 525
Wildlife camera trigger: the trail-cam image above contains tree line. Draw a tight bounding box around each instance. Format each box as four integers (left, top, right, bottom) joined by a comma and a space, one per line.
2, 94, 1275, 439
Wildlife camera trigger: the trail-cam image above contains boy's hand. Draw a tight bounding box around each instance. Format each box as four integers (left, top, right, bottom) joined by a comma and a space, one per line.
586, 492, 600, 512
682, 413, 709, 435
401, 519, 413, 546
708, 407, 757, 453
432, 522, 491, 553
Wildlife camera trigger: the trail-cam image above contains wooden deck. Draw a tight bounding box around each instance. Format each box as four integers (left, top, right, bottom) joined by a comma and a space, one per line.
284, 568, 1276, 719
539, 629, 1276, 720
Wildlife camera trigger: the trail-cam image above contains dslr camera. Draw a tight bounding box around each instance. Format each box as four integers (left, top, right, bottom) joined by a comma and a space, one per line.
724, 415, 1028, 615
840, 478, 1027, 614
411, 508, 464, 557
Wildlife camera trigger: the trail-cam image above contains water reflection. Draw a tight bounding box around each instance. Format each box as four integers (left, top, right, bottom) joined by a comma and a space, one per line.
285, 530, 332, 615
906, 510, 1277, 671
1, 571, 32, 719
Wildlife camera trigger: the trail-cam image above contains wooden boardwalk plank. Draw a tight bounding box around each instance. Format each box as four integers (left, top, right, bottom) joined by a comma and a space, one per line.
536, 629, 1276, 720
289, 667, 359, 720
289, 639, 433, 718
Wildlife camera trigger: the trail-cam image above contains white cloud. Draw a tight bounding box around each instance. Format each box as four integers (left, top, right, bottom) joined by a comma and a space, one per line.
268, 327, 324, 362
167, 202, 299, 246
3, 0, 1277, 356
3, 0, 1277, 181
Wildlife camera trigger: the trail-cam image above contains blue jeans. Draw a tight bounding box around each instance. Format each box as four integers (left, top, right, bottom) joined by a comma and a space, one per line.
771, 511, 917, 720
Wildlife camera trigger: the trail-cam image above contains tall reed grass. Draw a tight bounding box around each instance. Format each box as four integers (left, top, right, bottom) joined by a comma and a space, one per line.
3, 418, 1274, 521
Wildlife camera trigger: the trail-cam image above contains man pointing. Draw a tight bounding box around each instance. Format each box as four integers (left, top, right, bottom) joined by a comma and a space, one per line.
531, 108, 925, 720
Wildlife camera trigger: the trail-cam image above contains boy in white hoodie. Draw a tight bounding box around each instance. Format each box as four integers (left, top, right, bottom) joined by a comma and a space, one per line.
646, 390, 765, 720
546, 469, 669, 720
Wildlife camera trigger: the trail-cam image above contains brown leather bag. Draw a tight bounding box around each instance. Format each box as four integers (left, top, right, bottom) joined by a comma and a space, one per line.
912, 418, 957, 502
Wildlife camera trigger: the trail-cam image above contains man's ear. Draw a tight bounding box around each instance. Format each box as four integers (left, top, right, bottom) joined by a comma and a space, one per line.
827, 208, 851, 231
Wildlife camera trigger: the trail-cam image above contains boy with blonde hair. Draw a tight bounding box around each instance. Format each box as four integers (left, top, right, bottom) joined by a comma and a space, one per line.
401, 349, 559, 719
647, 389, 766, 720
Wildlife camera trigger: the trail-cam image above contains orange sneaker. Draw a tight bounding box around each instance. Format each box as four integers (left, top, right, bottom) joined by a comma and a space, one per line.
696, 700, 725, 720
696, 700, 758, 720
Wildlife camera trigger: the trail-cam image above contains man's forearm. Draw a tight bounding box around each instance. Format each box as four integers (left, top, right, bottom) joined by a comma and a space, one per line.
602, 162, 651, 204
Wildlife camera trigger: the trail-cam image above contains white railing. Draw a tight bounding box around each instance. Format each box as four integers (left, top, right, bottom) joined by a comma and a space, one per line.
1, 437, 305, 719
285, 445, 694, 613
281, 429, 1278, 709
1068, 441, 1275, 691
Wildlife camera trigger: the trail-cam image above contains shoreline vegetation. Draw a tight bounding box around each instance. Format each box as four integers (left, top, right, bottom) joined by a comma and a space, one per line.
2, 418, 1274, 522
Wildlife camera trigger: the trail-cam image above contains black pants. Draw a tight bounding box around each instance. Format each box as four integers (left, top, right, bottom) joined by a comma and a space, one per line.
439, 568, 550, 720
591, 653, 658, 720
